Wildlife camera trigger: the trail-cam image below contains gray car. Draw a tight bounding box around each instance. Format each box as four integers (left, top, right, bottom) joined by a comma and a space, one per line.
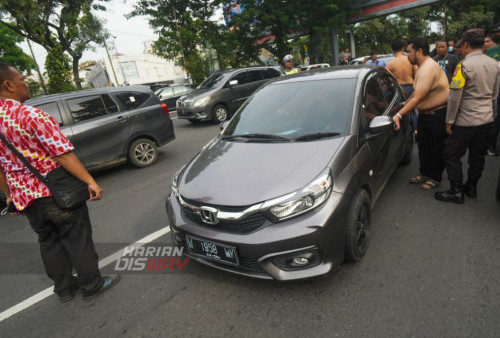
26, 86, 175, 170
166, 66, 413, 280
176, 66, 281, 123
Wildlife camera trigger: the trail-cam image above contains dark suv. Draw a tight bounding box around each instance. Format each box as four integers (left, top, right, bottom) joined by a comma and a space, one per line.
26, 86, 175, 170
176, 66, 281, 123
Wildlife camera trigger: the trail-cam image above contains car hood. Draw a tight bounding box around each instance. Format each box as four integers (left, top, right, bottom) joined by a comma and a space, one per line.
178, 136, 346, 206
178, 88, 215, 102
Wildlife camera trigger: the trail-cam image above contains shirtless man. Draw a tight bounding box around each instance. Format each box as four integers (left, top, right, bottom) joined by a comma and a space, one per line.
387, 41, 418, 130
393, 38, 450, 190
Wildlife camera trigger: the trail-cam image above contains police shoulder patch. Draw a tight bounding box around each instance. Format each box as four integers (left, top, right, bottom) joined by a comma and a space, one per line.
449, 62, 465, 89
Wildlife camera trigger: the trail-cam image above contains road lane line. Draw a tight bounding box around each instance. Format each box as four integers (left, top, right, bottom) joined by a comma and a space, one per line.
0, 227, 171, 323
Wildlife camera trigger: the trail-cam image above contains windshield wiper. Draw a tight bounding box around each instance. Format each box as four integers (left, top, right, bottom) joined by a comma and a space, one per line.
222, 133, 291, 142
293, 132, 341, 142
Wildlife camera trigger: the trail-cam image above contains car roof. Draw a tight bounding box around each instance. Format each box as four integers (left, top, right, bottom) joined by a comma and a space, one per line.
26, 85, 153, 104
267, 66, 374, 85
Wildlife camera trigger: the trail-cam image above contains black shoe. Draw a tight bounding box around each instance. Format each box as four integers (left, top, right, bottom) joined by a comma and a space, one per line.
463, 183, 477, 198
57, 277, 79, 302
435, 187, 464, 204
83, 275, 121, 301
487, 148, 498, 156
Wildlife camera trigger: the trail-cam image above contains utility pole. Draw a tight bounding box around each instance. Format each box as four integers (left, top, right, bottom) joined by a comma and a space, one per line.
104, 40, 119, 86
26, 39, 47, 95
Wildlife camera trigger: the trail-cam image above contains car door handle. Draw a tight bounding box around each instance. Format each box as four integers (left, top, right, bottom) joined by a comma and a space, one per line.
117, 116, 128, 123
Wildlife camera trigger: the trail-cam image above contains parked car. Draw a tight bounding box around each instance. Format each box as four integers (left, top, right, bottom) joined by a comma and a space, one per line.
25, 86, 175, 170
176, 66, 281, 123
166, 66, 414, 280
155, 85, 192, 112
300, 63, 330, 71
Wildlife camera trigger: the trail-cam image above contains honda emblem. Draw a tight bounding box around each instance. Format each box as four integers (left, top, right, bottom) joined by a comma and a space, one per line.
200, 206, 219, 225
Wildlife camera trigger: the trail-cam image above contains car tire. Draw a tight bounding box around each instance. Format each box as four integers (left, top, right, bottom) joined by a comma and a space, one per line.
128, 138, 158, 168
212, 104, 229, 123
344, 189, 371, 263
400, 132, 414, 165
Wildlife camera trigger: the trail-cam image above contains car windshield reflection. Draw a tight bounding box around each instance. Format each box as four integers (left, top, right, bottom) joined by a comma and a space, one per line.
223, 79, 356, 141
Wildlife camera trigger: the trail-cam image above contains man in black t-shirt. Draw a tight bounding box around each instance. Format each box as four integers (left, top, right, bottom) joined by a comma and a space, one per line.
433, 40, 458, 83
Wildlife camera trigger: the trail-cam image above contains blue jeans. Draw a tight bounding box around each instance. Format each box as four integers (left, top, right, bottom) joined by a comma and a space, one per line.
23, 198, 103, 297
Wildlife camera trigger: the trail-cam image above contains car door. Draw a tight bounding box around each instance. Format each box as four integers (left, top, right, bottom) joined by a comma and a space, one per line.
64, 93, 133, 169
225, 71, 250, 112
378, 73, 406, 175
32, 100, 85, 164
246, 70, 265, 95
358, 74, 391, 193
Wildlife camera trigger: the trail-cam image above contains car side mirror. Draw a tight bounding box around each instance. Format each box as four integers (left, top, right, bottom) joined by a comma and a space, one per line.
229, 80, 238, 87
368, 116, 394, 135
219, 121, 229, 131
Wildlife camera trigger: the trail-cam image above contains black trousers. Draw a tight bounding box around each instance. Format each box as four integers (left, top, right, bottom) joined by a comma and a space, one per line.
443, 123, 491, 185
487, 113, 500, 150
23, 198, 103, 296
417, 108, 448, 181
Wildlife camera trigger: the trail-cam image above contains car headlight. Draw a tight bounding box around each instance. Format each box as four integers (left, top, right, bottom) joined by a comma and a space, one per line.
193, 96, 210, 108
264, 168, 332, 221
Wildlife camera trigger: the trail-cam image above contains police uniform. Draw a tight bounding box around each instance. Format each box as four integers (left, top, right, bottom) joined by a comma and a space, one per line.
281, 68, 299, 76
436, 31, 500, 203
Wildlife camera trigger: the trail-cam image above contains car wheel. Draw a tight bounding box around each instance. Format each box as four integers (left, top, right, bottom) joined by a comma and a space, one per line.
400, 132, 414, 165
212, 104, 229, 123
128, 138, 158, 168
344, 190, 371, 263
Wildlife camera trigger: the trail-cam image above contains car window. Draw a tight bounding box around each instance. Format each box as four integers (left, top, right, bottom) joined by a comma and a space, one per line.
229, 72, 249, 86
224, 79, 356, 139
173, 86, 189, 95
35, 102, 64, 125
158, 87, 174, 99
67, 95, 108, 123
378, 75, 397, 105
102, 94, 119, 114
247, 70, 263, 83
363, 76, 387, 123
114, 92, 150, 110
197, 72, 230, 89
262, 68, 280, 79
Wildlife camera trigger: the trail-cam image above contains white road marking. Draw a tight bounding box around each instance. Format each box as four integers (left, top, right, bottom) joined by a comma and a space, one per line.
0, 227, 171, 323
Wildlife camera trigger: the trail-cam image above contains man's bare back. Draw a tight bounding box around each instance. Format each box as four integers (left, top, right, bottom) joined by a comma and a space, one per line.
387, 54, 415, 85
414, 57, 449, 110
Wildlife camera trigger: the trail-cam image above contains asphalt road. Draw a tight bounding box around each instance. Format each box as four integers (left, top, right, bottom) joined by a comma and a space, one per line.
1, 116, 499, 337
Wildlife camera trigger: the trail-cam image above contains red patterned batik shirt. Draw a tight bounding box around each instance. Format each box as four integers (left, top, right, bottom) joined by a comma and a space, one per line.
0, 99, 74, 210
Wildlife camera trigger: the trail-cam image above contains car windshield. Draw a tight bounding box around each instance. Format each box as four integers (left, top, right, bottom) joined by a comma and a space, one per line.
223, 79, 356, 141
197, 73, 230, 89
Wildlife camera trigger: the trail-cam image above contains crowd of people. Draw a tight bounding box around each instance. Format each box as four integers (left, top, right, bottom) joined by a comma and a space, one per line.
280, 27, 500, 203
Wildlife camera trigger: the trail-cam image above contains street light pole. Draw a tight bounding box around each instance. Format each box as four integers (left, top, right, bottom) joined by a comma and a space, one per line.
104, 40, 119, 86
26, 39, 47, 95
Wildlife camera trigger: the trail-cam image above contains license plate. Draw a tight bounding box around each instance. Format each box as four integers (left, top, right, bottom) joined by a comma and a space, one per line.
185, 235, 239, 266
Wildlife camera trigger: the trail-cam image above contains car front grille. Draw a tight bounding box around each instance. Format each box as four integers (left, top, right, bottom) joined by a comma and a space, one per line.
182, 208, 266, 233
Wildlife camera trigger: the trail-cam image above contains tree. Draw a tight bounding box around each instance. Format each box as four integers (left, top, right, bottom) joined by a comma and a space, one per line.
0, 0, 109, 90
44, 45, 75, 94
130, 0, 226, 85
0, 25, 35, 73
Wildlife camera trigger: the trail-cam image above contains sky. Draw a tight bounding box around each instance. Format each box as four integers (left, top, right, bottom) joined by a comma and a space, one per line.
20, 0, 161, 72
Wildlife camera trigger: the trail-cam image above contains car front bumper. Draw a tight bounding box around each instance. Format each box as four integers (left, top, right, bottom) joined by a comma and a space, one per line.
165, 190, 351, 280
176, 106, 211, 121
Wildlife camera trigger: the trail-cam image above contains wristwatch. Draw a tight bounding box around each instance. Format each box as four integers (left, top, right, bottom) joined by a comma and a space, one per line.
396, 113, 403, 119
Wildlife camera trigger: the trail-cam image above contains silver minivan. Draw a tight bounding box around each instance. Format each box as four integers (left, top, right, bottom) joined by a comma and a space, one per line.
26, 86, 175, 170
176, 66, 281, 123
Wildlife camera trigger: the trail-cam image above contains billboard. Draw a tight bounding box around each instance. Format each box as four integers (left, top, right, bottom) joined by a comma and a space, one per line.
348, 0, 442, 23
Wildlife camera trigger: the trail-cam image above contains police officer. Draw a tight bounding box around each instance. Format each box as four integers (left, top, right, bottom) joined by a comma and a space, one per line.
435, 29, 500, 203
281, 54, 299, 76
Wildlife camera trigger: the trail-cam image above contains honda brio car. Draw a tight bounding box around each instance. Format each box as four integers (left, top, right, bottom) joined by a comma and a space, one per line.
166, 66, 413, 280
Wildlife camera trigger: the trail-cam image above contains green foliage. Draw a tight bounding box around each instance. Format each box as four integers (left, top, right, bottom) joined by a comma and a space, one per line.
25, 78, 43, 97
0, 0, 109, 89
0, 24, 35, 73
130, 0, 225, 85
44, 45, 75, 94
